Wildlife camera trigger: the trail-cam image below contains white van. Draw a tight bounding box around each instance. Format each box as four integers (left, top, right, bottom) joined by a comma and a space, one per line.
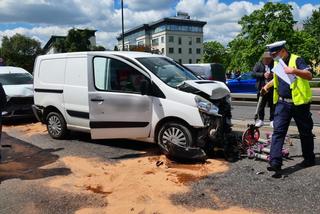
33, 52, 232, 160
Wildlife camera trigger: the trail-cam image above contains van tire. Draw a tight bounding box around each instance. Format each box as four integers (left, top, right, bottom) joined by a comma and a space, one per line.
46, 112, 68, 139
157, 122, 193, 156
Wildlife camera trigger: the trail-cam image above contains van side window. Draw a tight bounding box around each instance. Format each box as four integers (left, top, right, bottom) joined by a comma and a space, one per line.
93, 57, 148, 94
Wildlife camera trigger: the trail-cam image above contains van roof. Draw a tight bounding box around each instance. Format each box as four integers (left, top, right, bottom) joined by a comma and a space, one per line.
37, 51, 165, 60
0, 66, 30, 74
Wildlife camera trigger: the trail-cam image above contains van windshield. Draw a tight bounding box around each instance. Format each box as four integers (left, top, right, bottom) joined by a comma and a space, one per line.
0, 73, 33, 85
137, 57, 198, 87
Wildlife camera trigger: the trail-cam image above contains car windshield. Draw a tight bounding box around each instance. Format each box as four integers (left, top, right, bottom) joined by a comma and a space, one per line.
240, 72, 253, 80
137, 57, 198, 87
0, 73, 33, 85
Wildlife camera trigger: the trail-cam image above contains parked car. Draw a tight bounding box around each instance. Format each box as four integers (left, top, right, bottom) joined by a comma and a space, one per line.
226, 71, 257, 93
33, 52, 234, 161
0, 66, 34, 118
183, 63, 226, 83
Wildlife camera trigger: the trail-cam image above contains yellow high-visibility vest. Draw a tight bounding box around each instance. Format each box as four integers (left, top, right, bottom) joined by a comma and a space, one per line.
273, 54, 312, 105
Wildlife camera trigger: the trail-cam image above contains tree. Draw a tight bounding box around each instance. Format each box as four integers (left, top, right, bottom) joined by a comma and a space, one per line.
303, 8, 320, 67
303, 8, 320, 41
92, 45, 106, 51
1, 34, 42, 72
129, 45, 152, 52
53, 28, 104, 52
228, 2, 295, 71
201, 41, 228, 65
290, 31, 318, 65
227, 38, 252, 72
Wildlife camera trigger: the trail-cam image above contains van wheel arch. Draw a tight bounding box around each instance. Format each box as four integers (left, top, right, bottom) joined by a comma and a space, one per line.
43, 106, 63, 122
154, 117, 194, 144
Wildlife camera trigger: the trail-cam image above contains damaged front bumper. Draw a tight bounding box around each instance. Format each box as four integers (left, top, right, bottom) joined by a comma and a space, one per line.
32, 105, 44, 123
2, 97, 34, 119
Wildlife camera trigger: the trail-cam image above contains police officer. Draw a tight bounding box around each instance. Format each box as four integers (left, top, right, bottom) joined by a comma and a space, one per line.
262, 41, 315, 174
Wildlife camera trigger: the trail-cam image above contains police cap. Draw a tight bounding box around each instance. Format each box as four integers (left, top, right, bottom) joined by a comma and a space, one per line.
266, 40, 286, 54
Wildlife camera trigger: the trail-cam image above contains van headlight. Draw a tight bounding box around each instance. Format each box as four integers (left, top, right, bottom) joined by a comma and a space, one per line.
195, 96, 220, 116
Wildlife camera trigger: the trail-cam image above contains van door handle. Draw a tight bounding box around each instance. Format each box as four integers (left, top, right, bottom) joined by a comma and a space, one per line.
91, 98, 104, 102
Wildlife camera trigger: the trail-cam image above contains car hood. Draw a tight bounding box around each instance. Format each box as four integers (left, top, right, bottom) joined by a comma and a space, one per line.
178, 80, 230, 100
3, 84, 34, 98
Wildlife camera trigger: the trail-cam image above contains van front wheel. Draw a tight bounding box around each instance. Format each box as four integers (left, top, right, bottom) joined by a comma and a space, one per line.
46, 112, 68, 139
157, 122, 193, 156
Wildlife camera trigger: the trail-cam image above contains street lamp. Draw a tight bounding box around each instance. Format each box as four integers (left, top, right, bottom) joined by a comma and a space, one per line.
121, 0, 125, 51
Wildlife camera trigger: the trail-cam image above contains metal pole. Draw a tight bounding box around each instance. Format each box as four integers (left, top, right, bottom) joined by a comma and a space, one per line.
121, 0, 125, 51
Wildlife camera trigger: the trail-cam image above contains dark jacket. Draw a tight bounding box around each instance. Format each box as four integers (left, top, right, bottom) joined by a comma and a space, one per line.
0, 83, 6, 110
252, 61, 273, 91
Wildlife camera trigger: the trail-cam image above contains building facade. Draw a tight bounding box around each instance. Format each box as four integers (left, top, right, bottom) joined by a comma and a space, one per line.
117, 13, 206, 64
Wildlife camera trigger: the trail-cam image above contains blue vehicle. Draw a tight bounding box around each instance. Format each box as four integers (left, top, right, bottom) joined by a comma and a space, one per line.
226, 72, 257, 93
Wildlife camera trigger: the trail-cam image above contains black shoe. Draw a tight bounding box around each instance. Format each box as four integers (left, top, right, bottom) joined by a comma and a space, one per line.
271, 172, 282, 179
267, 165, 281, 172
299, 160, 315, 168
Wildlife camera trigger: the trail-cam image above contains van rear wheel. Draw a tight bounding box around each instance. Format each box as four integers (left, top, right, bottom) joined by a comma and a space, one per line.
46, 112, 68, 139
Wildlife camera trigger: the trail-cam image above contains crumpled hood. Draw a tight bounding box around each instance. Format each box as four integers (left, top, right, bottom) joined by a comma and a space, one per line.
3, 84, 34, 98
180, 80, 230, 100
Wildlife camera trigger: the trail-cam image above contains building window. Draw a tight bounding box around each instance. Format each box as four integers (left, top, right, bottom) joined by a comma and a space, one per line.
196, 59, 201, 63
169, 48, 174, 54
178, 37, 182, 45
152, 38, 159, 46
169, 36, 174, 43
178, 48, 182, 54
161, 48, 164, 54
161, 37, 164, 43
178, 59, 182, 64
188, 37, 192, 45
189, 48, 192, 54
189, 59, 192, 63
196, 37, 201, 43
196, 48, 201, 54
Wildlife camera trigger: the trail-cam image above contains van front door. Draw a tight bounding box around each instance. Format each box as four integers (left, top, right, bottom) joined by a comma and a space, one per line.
88, 55, 152, 139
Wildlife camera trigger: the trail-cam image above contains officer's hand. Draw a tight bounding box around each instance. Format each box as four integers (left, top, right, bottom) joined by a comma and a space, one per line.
284, 66, 296, 74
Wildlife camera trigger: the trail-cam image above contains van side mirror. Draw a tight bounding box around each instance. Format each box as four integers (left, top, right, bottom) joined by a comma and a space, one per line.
140, 80, 150, 95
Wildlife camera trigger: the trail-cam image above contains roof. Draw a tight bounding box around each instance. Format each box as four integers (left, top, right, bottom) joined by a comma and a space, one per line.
0, 66, 30, 74
36, 51, 166, 61
117, 17, 207, 40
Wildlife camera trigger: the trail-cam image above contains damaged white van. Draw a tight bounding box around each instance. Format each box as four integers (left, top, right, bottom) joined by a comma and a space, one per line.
33, 52, 233, 160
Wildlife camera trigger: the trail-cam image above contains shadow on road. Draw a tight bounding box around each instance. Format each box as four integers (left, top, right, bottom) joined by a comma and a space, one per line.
0, 133, 71, 183
67, 130, 162, 160
281, 153, 320, 176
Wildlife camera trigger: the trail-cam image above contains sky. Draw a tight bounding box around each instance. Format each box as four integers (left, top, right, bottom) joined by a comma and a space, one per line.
0, 0, 319, 49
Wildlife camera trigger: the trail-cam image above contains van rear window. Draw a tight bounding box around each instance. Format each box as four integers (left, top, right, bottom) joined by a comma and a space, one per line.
0, 73, 33, 85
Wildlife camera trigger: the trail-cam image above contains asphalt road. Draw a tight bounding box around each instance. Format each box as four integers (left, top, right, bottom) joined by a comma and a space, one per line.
0, 119, 320, 213
232, 103, 320, 126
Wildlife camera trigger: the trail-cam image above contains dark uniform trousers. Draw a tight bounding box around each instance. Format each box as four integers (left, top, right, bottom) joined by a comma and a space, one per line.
270, 100, 315, 166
